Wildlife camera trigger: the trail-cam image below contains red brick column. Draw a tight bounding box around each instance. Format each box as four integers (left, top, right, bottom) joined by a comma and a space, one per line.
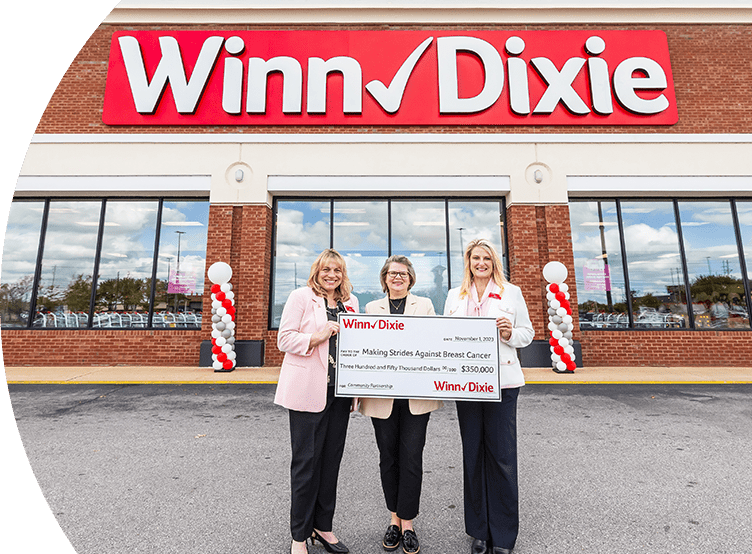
505, 203, 578, 341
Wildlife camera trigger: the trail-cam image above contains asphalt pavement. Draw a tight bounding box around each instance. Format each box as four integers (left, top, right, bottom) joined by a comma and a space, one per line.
7, 382, 752, 554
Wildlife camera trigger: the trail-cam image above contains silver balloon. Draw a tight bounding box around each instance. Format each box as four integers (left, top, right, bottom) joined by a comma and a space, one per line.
564, 331, 573, 339
552, 315, 563, 324
558, 323, 569, 333
548, 308, 557, 316
226, 336, 236, 345
221, 329, 232, 338
215, 321, 226, 331
211, 315, 221, 323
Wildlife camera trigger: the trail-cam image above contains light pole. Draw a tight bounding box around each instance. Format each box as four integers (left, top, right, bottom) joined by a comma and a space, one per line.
174, 231, 186, 313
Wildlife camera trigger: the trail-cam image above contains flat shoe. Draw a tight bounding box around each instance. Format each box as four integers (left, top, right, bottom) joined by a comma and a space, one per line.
382, 524, 401, 551
471, 538, 488, 554
401, 529, 420, 554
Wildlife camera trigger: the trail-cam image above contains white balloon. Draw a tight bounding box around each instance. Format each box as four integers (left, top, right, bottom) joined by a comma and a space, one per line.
221, 314, 232, 323
556, 307, 567, 317
215, 336, 227, 347
221, 343, 233, 353
559, 282, 569, 292
208, 262, 233, 284
227, 351, 237, 360
220, 282, 232, 292
552, 329, 563, 340
546, 292, 555, 302
210, 293, 217, 301
562, 314, 573, 324
542, 261, 568, 284
213, 360, 223, 370
556, 360, 567, 371
225, 290, 235, 301
211, 329, 221, 339
211, 300, 221, 309
548, 322, 557, 332
217, 307, 227, 317
226, 320, 235, 330
551, 354, 561, 363
564, 292, 570, 300
550, 299, 561, 310
564, 345, 574, 354
558, 337, 569, 347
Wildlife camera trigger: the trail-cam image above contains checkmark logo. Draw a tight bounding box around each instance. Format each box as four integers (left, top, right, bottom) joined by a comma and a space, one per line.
365, 37, 433, 114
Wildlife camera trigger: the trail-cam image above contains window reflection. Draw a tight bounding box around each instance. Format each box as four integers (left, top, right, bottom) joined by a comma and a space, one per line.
92, 201, 159, 328
620, 201, 688, 328
1, 201, 45, 327
392, 201, 448, 314
272, 200, 330, 327
678, 201, 749, 329
333, 200, 388, 308
570, 201, 628, 329
33, 200, 101, 328
155, 201, 209, 329
448, 201, 504, 286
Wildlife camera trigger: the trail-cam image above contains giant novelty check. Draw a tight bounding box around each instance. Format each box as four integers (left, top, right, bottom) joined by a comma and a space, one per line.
335, 313, 500, 401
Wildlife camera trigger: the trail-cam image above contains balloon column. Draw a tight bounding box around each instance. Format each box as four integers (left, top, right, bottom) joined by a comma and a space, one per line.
207, 262, 237, 372
543, 261, 577, 374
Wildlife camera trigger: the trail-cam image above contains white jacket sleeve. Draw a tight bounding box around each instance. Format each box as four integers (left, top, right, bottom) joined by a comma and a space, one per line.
502, 286, 535, 349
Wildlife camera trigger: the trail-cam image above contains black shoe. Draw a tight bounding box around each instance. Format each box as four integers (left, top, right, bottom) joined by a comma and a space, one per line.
401, 529, 420, 554
471, 538, 488, 554
491, 548, 513, 554
311, 530, 349, 554
382, 524, 401, 551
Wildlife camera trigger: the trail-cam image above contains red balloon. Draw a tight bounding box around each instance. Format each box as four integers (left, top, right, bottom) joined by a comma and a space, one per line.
566, 361, 577, 371
216, 291, 226, 301
223, 360, 234, 370
548, 283, 559, 293
211, 338, 217, 346
560, 353, 571, 363
553, 345, 564, 356
222, 299, 233, 309
211, 284, 221, 294
555, 291, 566, 302
549, 337, 558, 347
227, 306, 236, 316
212, 345, 221, 355
217, 352, 228, 362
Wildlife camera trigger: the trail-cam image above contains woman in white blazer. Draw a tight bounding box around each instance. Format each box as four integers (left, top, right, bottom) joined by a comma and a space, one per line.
443, 239, 534, 554
275, 249, 359, 554
360, 255, 442, 554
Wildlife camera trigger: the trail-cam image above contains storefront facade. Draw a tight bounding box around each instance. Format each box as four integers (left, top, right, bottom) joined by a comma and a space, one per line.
2, 5, 752, 368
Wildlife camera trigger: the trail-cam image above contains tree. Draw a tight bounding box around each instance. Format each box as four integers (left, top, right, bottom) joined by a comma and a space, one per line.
64, 274, 93, 312
96, 275, 147, 311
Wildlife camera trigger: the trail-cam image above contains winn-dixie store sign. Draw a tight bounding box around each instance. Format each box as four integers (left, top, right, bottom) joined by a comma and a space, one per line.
335, 314, 501, 401
103, 30, 677, 126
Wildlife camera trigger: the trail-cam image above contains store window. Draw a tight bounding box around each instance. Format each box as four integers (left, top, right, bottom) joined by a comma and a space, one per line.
271, 198, 506, 328
1, 198, 210, 330
570, 199, 752, 330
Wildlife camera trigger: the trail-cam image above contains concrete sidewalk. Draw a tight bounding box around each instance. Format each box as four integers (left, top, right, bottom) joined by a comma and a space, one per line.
4, 364, 751, 384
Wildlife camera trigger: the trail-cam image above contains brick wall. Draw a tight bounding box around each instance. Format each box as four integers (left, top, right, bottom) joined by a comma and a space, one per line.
36, 23, 752, 135
581, 330, 752, 367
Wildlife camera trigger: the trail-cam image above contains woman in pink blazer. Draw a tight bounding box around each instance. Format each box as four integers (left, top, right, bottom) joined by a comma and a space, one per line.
275, 249, 359, 554
359, 255, 443, 554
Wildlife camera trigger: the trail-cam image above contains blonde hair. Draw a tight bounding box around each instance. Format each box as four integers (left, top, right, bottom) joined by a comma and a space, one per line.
307, 249, 353, 302
379, 255, 417, 293
459, 239, 508, 299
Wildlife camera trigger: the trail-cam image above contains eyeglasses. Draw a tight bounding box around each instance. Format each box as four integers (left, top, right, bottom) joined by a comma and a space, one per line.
387, 271, 409, 279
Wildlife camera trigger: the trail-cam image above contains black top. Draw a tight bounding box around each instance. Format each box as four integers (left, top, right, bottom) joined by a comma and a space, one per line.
325, 301, 347, 387
389, 296, 407, 315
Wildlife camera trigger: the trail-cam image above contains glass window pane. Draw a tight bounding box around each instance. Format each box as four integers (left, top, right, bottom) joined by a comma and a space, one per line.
33, 200, 101, 328
272, 200, 330, 327
679, 201, 749, 329
738, 201, 752, 327
1, 201, 45, 328
92, 201, 159, 328
391, 201, 448, 314
333, 200, 388, 308
621, 201, 687, 328
569, 201, 628, 329
155, 200, 209, 329
448, 201, 505, 288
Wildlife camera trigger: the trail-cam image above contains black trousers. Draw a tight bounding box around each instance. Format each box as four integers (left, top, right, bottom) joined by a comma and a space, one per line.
371, 399, 431, 521
288, 388, 351, 542
456, 387, 520, 551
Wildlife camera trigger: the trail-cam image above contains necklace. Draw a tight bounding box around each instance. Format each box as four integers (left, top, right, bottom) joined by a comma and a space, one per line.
389, 296, 406, 312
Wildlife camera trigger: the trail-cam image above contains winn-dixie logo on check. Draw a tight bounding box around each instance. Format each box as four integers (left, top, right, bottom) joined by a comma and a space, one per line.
103, 30, 677, 126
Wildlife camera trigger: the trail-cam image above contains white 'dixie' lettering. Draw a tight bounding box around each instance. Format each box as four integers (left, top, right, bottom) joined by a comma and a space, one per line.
531, 56, 590, 115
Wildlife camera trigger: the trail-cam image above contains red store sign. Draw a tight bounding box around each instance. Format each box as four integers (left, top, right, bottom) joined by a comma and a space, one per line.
103, 30, 677, 126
